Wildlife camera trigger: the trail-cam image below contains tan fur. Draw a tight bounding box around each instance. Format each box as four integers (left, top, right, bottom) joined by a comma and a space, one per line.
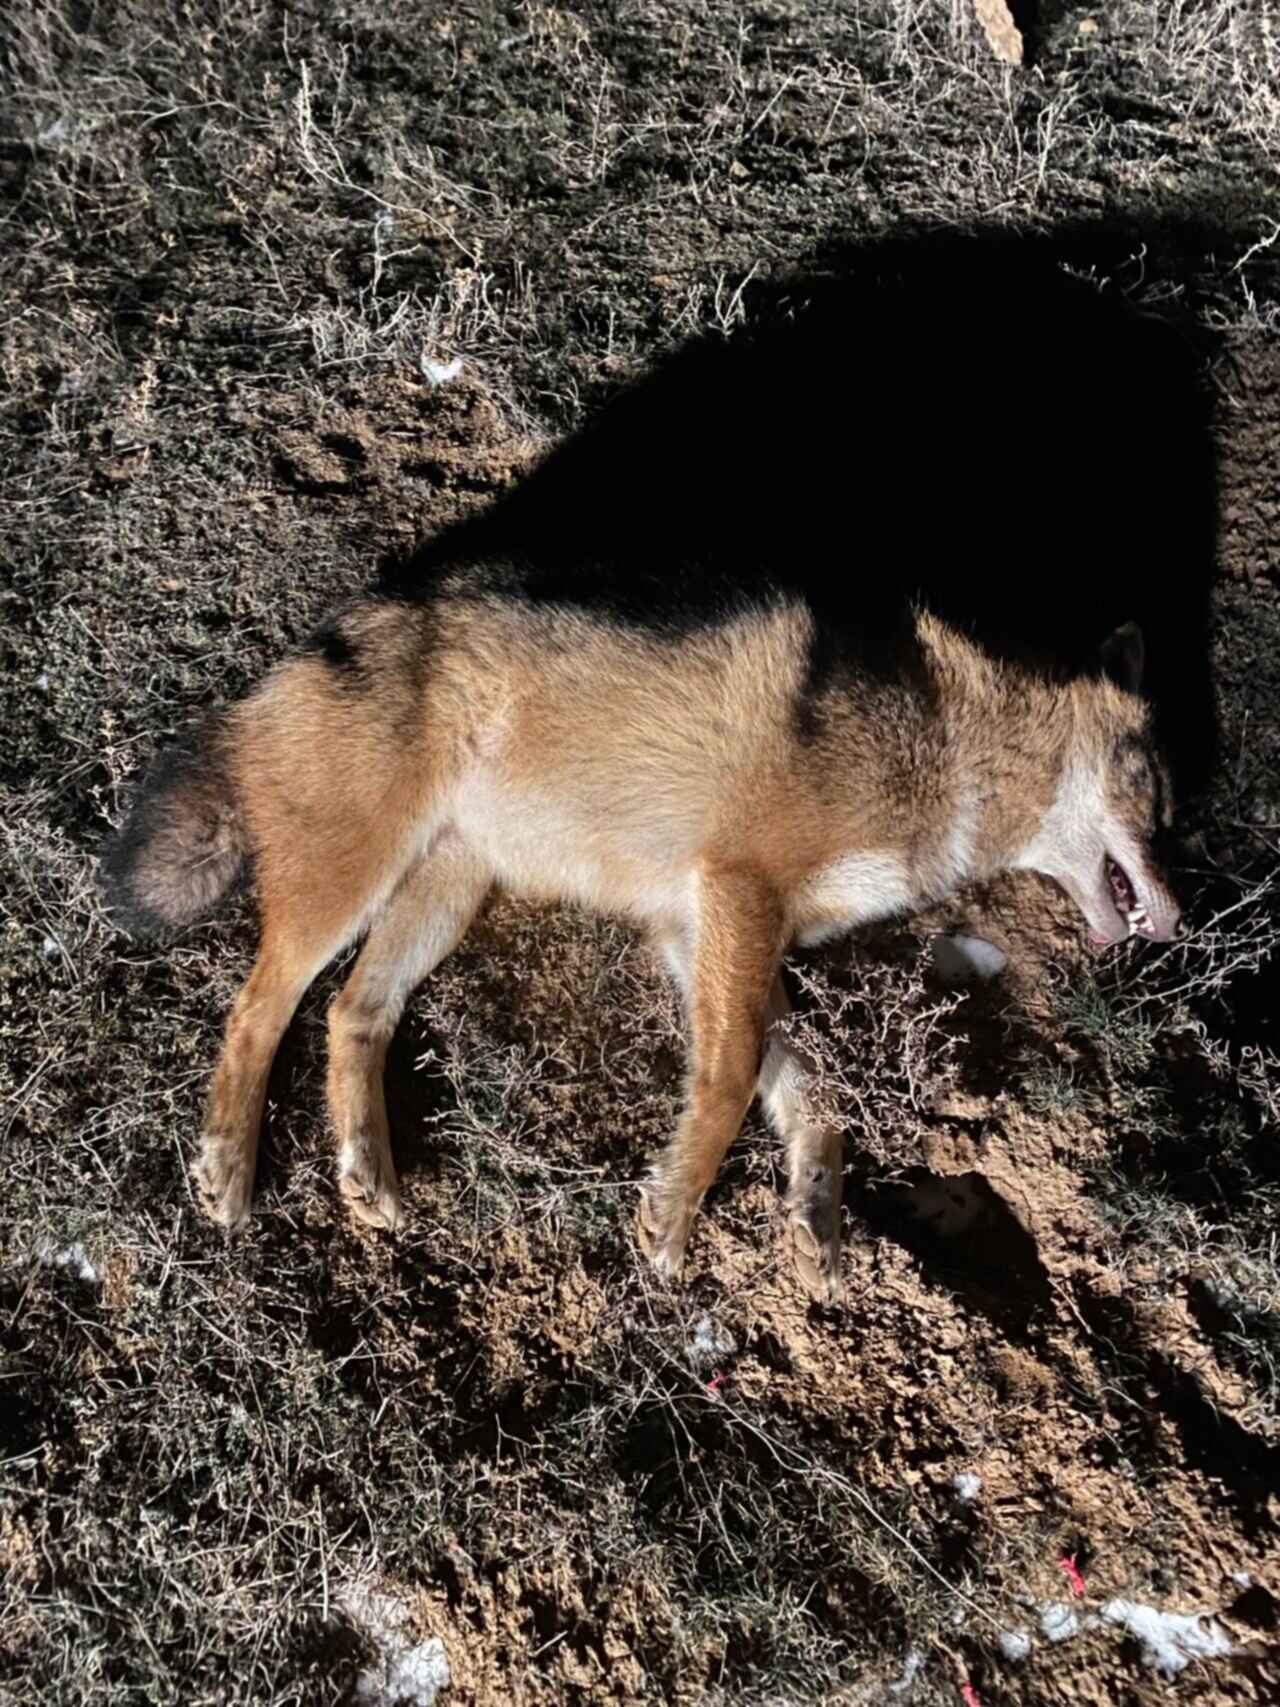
105, 589, 1180, 1299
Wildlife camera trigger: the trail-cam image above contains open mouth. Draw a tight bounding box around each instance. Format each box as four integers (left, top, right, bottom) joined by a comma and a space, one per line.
1106, 855, 1155, 939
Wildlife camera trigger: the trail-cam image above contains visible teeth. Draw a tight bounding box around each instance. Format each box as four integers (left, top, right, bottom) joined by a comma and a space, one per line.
1124, 900, 1155, 939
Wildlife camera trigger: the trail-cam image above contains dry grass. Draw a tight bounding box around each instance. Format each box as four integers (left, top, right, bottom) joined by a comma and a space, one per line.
4, 1, 1280, 1702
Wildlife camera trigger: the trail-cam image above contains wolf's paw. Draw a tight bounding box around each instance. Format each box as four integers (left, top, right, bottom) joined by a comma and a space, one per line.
787, 1207, 841, 1303
637, 1185, 694, 1282
194, 1136, 255, 1229
338, 1135, 403, 1232
786, 1165, 842, 1303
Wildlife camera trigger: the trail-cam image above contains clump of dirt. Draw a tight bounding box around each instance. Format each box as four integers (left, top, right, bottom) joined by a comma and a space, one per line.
1216, 341, 1280, 582
261, 372, 539, 522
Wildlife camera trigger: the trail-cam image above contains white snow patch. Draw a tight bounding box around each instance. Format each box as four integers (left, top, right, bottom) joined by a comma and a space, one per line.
420, 355, 463, 387
1038, 1601, 1080, 1644
887, 1646, 924, 1696
35, 672, 51, 692
997, 1629, 1032, 1662
1100, 1599, 1233, 1679
35, 1243, 98, 1284
931, 933, 1007, 987
951, 1471, 982, 1503
688, 1314, 736, 1370
345, 1584, 450, 1706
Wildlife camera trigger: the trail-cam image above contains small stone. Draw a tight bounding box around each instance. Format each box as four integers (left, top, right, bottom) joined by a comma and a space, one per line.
951, 1471, 982, 1503
421, 355, 463, 386
931, 933, 1007, 986
1039, 1601, 1080, 1643
998, 1629, 1032, 1662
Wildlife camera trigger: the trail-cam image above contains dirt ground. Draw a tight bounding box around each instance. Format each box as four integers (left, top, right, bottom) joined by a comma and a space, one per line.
3, 3, 1280, 1704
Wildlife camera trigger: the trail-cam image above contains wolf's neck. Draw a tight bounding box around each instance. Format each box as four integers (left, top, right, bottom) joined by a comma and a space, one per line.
918, 614, 1074, 879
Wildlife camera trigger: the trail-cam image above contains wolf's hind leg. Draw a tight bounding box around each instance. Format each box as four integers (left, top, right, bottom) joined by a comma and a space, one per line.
198, 910, 354, 1229
327, 833, 491, 1230
196, 646, 447, 1228
639, 867, 782, 1279
757, 977, 843, 1304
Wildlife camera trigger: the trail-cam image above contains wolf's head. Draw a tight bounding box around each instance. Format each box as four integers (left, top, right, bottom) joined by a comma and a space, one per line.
1017, 624, 1182, 947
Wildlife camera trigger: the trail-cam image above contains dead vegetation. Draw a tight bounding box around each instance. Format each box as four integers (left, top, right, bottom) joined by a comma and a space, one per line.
4, 1, 1280, 1703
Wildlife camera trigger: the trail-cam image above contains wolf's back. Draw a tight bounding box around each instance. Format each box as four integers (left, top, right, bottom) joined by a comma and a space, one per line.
100, 714, 248, 939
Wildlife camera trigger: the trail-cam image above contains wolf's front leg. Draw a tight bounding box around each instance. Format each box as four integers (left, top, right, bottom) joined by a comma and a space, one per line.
638, 865, 782, 1280
757, 976, 843, 1303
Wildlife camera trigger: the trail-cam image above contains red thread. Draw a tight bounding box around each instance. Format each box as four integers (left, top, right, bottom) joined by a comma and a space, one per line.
1058, 1554, 1086, 1597
960, 1684, 982, 1707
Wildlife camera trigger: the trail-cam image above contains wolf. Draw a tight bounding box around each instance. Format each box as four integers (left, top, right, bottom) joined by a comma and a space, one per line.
101, 555, 1182, 1301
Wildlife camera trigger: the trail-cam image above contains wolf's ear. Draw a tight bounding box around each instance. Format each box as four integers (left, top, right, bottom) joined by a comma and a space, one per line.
1099, 622, 1145, 694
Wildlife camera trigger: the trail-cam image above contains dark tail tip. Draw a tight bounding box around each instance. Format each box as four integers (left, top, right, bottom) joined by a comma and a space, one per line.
99, 719, 247, 940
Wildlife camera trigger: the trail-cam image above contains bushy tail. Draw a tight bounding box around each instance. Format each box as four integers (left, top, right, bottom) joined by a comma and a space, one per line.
100, 713, 248, 939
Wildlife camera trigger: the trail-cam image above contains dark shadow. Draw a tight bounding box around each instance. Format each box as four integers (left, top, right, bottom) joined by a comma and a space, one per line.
382, 1015, 454, 1176
1003, 0, 1069, 67
385, 219, 1219, 796
1229, 1581, 1278, 1633
858, 1166, 1053, 1337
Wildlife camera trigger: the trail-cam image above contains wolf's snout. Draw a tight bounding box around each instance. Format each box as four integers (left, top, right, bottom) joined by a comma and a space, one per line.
1153, 907, 1182, 943
1103, 851, 1183, 944
1143, 885, 1182, 944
